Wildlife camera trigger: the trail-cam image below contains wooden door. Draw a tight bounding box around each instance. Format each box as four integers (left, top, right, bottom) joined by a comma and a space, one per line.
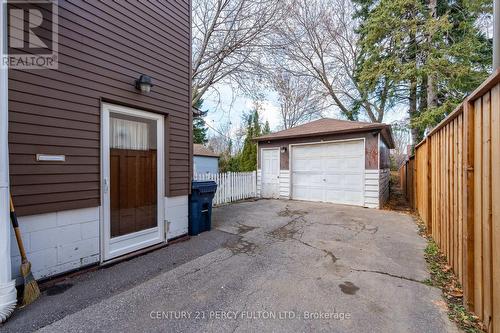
261, 148, 280, 198
101, 103, 164, 261
110, 149, 157, 237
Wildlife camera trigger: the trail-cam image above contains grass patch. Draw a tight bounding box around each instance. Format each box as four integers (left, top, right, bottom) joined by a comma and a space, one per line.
416, 218, 485, 333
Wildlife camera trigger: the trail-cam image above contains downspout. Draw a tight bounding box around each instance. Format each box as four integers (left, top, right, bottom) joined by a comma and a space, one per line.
0, 1, 18, 323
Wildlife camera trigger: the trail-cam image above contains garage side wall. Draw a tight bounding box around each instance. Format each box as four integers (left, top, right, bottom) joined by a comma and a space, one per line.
364, 170, 380, 208
379, 134, 391, 206
258, 131, 383, 208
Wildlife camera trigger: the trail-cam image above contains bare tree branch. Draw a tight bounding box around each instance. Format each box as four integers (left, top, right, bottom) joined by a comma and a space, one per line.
271, 0, 391, 122
270, 70, 326, 129
391, 120, 411, 167
192, 0, 282, 106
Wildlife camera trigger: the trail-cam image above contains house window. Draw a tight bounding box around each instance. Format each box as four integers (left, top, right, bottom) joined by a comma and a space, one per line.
110, 114, 156, 150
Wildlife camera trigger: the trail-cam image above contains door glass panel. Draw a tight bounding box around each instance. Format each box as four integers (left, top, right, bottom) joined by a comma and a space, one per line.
109, 112, 157, 238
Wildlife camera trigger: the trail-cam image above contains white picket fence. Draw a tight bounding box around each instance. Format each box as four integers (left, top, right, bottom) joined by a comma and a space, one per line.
193, 171, 257, 206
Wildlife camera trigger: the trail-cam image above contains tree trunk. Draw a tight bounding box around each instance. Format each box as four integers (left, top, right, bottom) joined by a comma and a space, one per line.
409, 79, 419, 148
420, 76, 428, 114
408, 22, 420, 149
427, 0, 438, 111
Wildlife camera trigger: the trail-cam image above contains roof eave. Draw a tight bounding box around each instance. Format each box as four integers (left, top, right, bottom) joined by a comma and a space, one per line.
193, 153, 219, 158
254, 125, 388, 142
380, 126, 395, 149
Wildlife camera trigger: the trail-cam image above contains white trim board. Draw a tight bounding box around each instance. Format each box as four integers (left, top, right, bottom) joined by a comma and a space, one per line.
101, 103, 165, 261
0, 2, 17, 321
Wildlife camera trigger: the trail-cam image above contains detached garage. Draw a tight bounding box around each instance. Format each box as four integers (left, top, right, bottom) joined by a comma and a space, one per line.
255, 118, 395, 209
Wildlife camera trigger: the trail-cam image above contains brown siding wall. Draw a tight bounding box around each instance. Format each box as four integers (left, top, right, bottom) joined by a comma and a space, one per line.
257, 131, 380, 170
8, 0, 191, 216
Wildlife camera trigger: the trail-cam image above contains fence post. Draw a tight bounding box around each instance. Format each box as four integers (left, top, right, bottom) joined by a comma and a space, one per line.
462, 100, 475, 311
491, 83, 500, 333
230, 171, 233, 202
427, 137, 433, 233
215, 173, 219, 205
229, 172, 233, 202
225, 172, 228, 204
195, 171, 259, 205
253, 171, 257, 196
414, 153, 417, 212
405, 161, 408, 200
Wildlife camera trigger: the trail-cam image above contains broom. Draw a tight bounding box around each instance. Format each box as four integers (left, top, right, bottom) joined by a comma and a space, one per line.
9, 196, 40, 307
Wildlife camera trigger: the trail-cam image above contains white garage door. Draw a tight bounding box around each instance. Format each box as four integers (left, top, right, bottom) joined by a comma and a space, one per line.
291, 140, 365, 206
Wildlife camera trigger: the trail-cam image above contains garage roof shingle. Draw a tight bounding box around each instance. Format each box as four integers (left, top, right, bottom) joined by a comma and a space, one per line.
255, 118, 394, 148
193, 144, 219, 157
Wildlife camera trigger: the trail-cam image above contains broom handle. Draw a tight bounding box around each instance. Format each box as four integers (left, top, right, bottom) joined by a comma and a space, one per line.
10, 196, 28, 261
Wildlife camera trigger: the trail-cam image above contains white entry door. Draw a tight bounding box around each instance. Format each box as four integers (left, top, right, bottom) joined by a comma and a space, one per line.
101, 103, 165, 261
261, 148, 280, 198
291, 140, 365, 206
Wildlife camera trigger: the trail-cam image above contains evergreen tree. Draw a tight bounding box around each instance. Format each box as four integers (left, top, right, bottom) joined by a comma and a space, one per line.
262, 120, 271, 135
355, 0, 491, 144
193, 117, 208, 144
416, 0, 492, 129
219, 139, 240, 172
193, 92, 208, 144
219, 110, 270, 172
236, 109, 263, 172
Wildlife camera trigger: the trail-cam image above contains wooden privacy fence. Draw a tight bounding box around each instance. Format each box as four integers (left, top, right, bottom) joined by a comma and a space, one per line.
193, 171, 257, 206
400, 71, 500, 333
399, 156, 415, 208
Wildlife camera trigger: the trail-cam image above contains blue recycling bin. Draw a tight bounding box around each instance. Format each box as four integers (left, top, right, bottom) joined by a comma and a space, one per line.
189, 180, 218, 236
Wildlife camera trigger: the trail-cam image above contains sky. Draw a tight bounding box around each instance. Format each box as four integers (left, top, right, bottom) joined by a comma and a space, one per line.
202, 83, 408, 141
202, 85, 282, 138
199, 8, 494, 145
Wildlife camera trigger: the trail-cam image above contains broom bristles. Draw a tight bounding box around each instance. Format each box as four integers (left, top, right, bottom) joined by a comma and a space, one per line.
20, 261, 40, 307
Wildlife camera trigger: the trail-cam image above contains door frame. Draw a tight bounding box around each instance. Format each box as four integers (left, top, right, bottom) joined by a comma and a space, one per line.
260, 147, 280, 199
100, 103, 165, 261
289, 138, 366, 205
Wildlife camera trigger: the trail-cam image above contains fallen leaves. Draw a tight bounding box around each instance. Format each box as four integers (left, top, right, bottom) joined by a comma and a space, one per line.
422, 238, 485, 333
447, 289, 463, 298
432, 299, 449, 311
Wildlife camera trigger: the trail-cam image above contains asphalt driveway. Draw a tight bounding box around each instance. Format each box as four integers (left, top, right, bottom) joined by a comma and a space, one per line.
34, 199, 457, 332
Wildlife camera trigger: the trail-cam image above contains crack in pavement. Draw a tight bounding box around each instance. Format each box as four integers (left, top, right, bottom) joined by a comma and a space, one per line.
235, 221, 257, 235
269, 206, 339, 264
351, 268, 426, 284
277, 206, 309, 218
268, 207, 310, 241
176, 252, 236, 280
292, 235, 339, 263
230, 282, 263, 333
256, 208, 420, 285
316, 221, 379, 241
225, 238, 258, 256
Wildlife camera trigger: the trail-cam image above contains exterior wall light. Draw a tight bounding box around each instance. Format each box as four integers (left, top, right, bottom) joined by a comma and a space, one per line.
135, 74, 153, 93
280, 146, 287, 153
